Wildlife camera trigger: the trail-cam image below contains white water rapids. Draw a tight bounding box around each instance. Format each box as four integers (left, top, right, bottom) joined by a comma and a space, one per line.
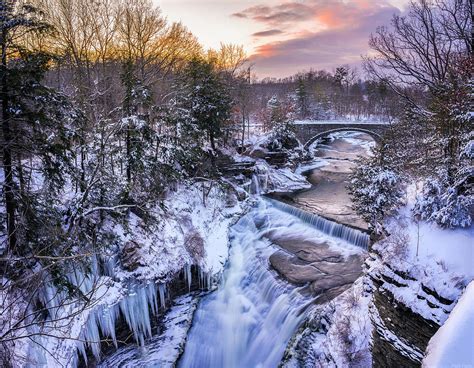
179, 201, 309, 368
178, 197, 365, 368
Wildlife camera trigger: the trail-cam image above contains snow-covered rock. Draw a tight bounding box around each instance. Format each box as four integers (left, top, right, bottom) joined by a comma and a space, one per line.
282, 278, 372, 368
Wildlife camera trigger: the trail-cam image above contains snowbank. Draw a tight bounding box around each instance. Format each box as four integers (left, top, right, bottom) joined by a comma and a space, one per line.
389, 184, 473, 279
423, 281, 474, 367
110, 181, 242, 281
253, 160, 311, 194
294, 119, 388, 125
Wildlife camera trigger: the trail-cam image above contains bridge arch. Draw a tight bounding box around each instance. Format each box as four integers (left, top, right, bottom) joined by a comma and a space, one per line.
303, 127, 382, 149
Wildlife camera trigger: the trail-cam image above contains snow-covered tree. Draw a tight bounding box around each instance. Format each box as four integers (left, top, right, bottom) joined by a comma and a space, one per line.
412, 67, 473, 228
0, 1, 83, 254
176, 57, 233, 150
348, 148, 405, 233
261, 95, 298, 151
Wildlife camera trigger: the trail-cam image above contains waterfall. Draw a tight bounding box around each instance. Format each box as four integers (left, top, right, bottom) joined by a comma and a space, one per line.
250, 174, 261, 195
178, 201, 310, 368
264, 197, 370, 249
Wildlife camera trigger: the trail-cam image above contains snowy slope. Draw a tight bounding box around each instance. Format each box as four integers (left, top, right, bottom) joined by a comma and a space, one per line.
423, 281, 474, 367
388, 184, 473, 280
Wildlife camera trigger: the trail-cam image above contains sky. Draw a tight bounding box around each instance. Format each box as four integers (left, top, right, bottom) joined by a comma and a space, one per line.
156, 0, 410, 78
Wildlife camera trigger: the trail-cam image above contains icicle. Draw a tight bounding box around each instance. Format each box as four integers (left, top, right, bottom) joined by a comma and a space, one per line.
147, 282, 159, 316
263, 197, 370, 249
198, 268, 211, 290
82, 311, 102, 360
96, 304, 119, 348
199, 267, 206, 289
119, 285, 154, 344
184, 264, 192, 291
101, 254, 117, 277
158, 283, 166, 309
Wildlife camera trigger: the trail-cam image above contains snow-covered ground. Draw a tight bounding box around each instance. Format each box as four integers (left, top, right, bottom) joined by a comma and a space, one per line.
389, 184, 473, 280
367, 182, 473, 366
366, 184, 472, 326
99, 294, 201, 368
294, 119, 389, 125
283, 278, 372, 368
110, 181, 242, 281
423, 281, 474, 367
4, 181, 243, 368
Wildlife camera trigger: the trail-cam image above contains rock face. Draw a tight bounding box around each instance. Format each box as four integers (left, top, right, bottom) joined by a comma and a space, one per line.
366, 252, 458, 368
264, 229, 365, 304
370, 287, 439, 367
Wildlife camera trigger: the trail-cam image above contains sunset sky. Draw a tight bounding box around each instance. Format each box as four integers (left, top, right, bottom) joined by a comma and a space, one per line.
156, 0, 410, 78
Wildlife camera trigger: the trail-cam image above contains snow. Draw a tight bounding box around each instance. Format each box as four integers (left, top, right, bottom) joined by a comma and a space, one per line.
294, 119, 388, 125
405, 221, 473, 277
390, 184, 474, 279
253, 160, 311, 194
423, 281, 474, 368
108, 181, 242, 282
2, 180, 242, 368
317, 278, 373, 367
365, 183, 472, 327
295, 159, 329, 175
283, 278, 372, 368
98, 294, 200, 368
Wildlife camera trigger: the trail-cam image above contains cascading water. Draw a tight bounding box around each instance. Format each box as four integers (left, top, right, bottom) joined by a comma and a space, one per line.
178, 200, 313, 368
250, 174, 261, 195
264, 197, 370, 249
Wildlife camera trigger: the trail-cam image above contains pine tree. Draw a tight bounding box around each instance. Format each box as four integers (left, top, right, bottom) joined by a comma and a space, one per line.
348, 146, 405, 233
295, 77, 308, 119
0, 0, 73, 254
263, 95, 298, 151
178, 57, 232, 150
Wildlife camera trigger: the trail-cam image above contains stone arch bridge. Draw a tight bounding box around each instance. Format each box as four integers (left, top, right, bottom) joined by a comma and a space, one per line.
294, 121, 390, 148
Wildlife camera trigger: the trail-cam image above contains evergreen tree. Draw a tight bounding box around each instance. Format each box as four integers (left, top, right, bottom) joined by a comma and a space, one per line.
295, 77, 308, 119
265, 95, 298, 151
120, 60, 154, 189
178, 57, 232, 150
0, 0, 77, 254
348, 147, 405, 233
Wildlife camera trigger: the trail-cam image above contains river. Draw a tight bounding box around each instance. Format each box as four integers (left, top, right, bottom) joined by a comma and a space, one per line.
101, 131, 374, 368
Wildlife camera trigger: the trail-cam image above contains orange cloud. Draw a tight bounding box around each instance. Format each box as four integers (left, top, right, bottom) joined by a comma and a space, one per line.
243, 0, 401, 77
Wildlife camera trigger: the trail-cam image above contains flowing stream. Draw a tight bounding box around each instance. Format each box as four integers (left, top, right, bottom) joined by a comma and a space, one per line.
179, 201, 310, 368
101, 131, 373, 368
179, 132, 373, 367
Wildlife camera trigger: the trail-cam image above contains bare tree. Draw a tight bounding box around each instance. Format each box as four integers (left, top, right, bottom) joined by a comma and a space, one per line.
365, 0, 472, 96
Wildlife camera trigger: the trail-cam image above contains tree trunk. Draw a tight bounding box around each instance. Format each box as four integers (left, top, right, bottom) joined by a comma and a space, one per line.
126, 127, 131, 184
1, 28, 17, 252
241, 109, 245, 151
209, 130, 216, 151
